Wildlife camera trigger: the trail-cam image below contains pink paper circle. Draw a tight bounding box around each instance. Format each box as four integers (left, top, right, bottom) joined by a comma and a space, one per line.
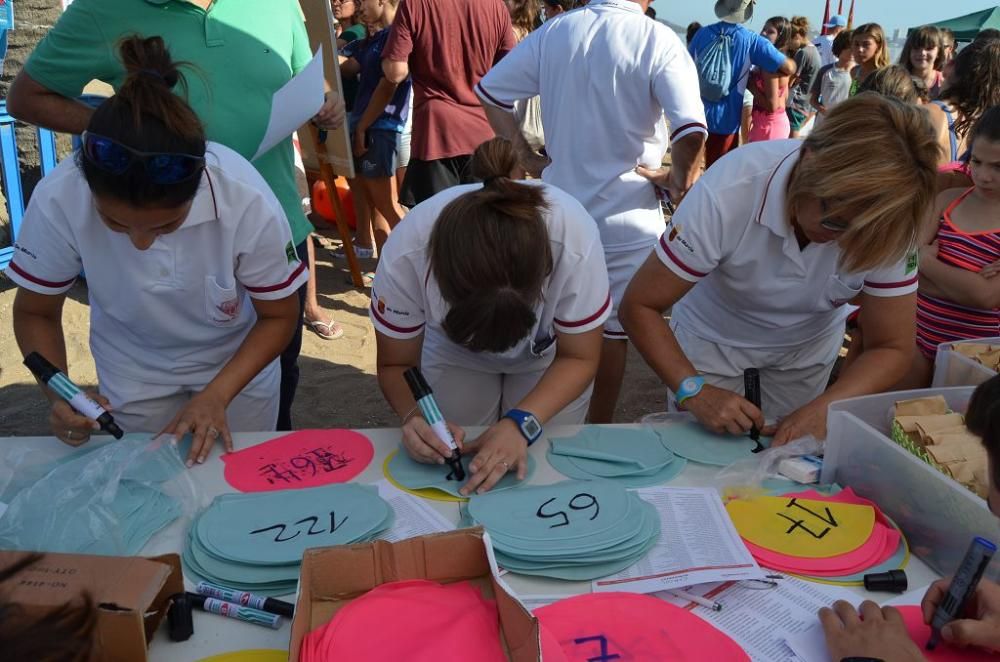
536, 593, 749, 661
222, 429, 375, 492
895, 605, 999, 661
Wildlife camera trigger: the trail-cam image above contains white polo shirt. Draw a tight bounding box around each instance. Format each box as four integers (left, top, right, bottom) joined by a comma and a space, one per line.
475, 0, 707, 253
6, 142, 308, 386
370, 181, 611, 371
657, 141, 918, 349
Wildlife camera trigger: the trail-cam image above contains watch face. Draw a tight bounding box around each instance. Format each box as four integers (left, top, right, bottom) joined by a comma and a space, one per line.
523, 417, 542, 438
680, 378, 698, 393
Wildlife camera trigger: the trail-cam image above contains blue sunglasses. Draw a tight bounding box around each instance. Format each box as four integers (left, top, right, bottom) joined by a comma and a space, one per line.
81, 131, 205, 184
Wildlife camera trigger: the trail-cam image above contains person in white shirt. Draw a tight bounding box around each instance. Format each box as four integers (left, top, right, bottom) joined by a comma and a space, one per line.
814, 14, 847, 67
620, 95, 941, 445
371, 138, 609, 494
475, 0, 707, 423
7, 37, 306, 465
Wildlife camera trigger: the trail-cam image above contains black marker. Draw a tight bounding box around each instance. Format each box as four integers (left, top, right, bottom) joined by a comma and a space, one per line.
24, 352, 124, 439
744, 368, 764, 453
403, 367, 465, 481
927, 537, 996, 650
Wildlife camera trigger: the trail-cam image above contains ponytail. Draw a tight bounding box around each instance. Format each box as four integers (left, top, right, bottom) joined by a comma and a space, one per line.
429, 138, 553, 354
80, 35, 206, 208
967, 375, 1000, 489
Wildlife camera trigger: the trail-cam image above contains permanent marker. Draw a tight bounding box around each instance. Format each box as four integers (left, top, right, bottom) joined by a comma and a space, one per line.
927, 536, 996, 650
403, 367, 465, 481
189, 593, 282, 629
196, 581, 294, 618
744, 368, 763, 453
24, 352, 124, 439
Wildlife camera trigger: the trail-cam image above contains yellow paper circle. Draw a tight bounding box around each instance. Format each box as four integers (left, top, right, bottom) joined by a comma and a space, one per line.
381, 452, 467, 503
726, 495, 875, 559
197, 650, 287, 662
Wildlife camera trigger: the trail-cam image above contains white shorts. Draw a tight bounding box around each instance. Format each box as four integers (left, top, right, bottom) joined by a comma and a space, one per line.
422, 359, 592, 428
96, 360, 281, 434
669, 323, 844, 420
603, 245, 656, 340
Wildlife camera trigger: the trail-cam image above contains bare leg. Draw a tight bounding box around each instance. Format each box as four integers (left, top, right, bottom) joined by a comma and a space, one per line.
361, 176, 404, 253
893, 348, 934, 391
587, 338, 628, 423
347, 178, 375, 250
395, 166, 407, 197
302, 236, 342, 339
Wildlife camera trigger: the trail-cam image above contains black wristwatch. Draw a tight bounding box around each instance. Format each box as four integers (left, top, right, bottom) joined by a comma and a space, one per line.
841, 657, 885, 662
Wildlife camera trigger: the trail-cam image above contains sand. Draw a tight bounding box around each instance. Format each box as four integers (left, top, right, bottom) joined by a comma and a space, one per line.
0, 229, 666, 437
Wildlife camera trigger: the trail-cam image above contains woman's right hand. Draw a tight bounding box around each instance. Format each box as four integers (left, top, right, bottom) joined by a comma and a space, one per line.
401, 416, 466, 464
50, 391, 109, 447
682, 383, 765, 436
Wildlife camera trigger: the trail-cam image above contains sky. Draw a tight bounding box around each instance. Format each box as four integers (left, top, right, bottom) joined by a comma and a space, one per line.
651, 0, 1000, 36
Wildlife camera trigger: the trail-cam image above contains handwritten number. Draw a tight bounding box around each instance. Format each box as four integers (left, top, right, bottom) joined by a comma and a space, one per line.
250, 511, 350, 542
290, 457, 317, 477
329, 510, 348, 533
536, 497, 570, 528
249, 523, 301, 543
569, 493, 600, 521
295, 516, 323, 536
573, 635, 621, 662
777, 498, 839, 539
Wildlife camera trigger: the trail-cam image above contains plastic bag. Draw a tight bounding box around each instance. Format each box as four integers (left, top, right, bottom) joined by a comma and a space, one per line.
0, 434, 199, 556
713, 436, 824, 498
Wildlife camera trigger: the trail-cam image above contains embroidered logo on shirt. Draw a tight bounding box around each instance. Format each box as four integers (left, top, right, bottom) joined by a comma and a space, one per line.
665, 219, 696, 254
285, 241, 298, 265
905, 250, 918, 274
377, 297, 386, 315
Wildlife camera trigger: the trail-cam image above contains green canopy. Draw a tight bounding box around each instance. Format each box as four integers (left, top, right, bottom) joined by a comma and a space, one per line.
916, 6, 1000, 41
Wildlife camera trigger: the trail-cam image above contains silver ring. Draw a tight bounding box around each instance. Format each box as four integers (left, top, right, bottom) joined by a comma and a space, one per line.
207, 426, 220, 439
499, 461, 510, 472
66, 429, 75, 440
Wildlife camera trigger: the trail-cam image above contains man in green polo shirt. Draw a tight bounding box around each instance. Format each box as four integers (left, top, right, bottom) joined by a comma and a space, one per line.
8, 0, 345, 431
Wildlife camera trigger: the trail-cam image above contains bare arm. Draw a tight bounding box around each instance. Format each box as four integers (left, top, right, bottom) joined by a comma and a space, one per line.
481, 101, 550, 177
920, 250, 1000, 309
355, 78, 399, 135
13, 288, 71, 399
339, 56, 361, 79
777, 56, 797, 77
7, 71, 93, 134
382, 58, 409, 85
634, 132, 706, 204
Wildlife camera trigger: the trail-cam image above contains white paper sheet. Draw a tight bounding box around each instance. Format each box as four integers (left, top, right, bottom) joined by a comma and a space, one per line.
252, 47, 325, 160
658, 574, 857, 662
786, 584, 933, 662
373, 480, 455, 542
515, 594, 566, 613
592, 487, 765, 593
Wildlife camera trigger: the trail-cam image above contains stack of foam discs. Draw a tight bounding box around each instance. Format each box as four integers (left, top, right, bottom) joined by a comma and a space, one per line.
465, 480, 659, 581
546, 427, 687, 487
183, 483, 393, 596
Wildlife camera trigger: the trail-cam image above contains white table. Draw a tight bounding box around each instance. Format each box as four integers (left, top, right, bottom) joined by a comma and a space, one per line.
3, 427, 939, 661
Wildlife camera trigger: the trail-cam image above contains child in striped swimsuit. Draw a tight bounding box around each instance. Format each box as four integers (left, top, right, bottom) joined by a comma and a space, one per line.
906, 107, 1000, 388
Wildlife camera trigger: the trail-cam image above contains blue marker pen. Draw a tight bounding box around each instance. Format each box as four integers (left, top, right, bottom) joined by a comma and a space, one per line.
189, 593, 282, 629
24, 352, 124, 439
403, 367, 465, 481
927, 536, 996, 650
196, 581, 294, 618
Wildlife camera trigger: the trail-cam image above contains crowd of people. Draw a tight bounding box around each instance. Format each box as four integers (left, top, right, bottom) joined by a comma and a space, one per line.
2, 0, 1000, 655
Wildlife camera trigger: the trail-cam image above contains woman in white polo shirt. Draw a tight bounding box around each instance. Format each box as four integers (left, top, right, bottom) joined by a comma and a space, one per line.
621, 94, 940, 445
372, 138, 610, 495
7, 37, 306, 464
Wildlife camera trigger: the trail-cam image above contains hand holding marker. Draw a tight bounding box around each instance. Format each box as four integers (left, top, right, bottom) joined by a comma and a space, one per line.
404, 367, 465, 481
24, 352, 124, 439
927, 537, 996, 650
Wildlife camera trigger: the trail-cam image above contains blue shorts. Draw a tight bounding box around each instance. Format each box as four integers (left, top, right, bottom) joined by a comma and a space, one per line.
356, 128, 399, 179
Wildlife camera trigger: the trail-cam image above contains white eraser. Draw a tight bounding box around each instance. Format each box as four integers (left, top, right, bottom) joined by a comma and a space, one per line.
778, 455, 823, 484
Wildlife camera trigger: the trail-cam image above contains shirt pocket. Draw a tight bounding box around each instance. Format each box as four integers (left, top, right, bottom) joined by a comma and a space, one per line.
205, 276, 242, 326
825, 274, 863, 308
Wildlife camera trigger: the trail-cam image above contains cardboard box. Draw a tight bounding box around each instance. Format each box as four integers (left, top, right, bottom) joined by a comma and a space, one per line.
289, 528, 540, 661
0, 551, 183, 661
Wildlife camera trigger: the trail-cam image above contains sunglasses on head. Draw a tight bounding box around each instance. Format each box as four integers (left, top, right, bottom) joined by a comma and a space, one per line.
81, 132, 205, 185
819, 199, 850, 233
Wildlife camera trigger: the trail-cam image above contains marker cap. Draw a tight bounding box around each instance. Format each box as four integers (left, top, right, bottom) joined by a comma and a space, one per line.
23, 352, 59, 384
864, 569, 908, 593
167, 593, 195, 642
404, 367, 432, 400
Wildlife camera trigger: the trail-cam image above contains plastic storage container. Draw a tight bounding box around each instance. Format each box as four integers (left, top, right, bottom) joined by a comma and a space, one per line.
932, 337, 999, 388
823, 387, 1000, 580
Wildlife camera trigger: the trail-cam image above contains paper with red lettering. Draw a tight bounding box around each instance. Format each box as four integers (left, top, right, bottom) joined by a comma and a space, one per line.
222, 430, 374, 492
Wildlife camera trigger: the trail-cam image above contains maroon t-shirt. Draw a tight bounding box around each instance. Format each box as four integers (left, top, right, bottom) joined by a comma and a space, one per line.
383, 0, 515, 161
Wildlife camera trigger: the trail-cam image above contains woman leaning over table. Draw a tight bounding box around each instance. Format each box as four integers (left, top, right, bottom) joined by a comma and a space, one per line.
621, 94, 940, 446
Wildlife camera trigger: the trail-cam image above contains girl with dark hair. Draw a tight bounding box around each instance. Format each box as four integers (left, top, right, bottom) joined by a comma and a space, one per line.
7, 37, 305, 465
372, 138, 609, 495
896, 106, 1000, 388
899, 25, 944, 98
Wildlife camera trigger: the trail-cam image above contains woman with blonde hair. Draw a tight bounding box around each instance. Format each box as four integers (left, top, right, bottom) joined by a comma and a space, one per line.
624, 94, 939, 446
850, 23, 890, 95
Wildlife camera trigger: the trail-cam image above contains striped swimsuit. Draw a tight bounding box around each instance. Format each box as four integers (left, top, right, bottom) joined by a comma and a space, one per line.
916, 188, 1000, 358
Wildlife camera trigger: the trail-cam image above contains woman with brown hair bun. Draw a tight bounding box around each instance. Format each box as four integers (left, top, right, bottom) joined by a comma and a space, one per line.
372, 137, 609, 495
7, 37, 304, 466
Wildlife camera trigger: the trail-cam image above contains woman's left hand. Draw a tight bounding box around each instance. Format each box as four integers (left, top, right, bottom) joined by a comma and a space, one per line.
161, 390, 233, 467
460, 419, 529, 496
314, 92, 346, 130
763, 399, 828, 447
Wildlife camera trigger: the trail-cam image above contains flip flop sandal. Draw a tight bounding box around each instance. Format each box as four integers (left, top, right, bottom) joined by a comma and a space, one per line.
344, 271, 375, 288
305, 318, 344, 340
329, 243, 375, 260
